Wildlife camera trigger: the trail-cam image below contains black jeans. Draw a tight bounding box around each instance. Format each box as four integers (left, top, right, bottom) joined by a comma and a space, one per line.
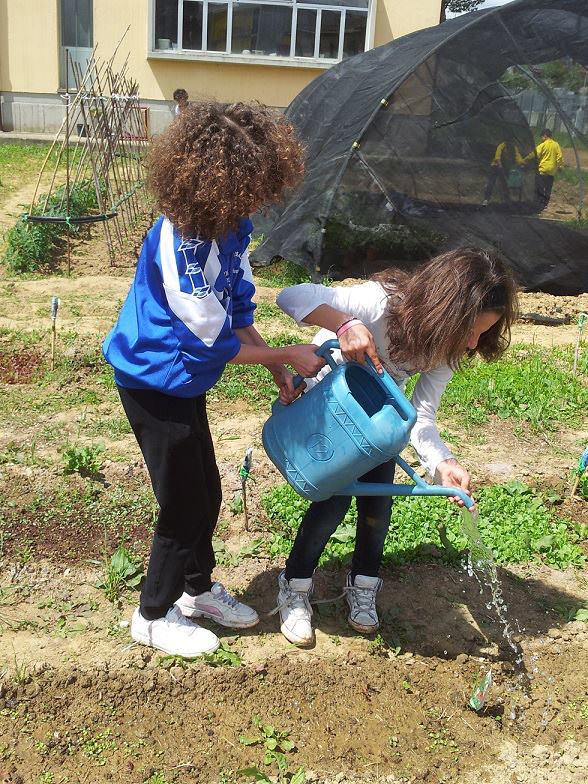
535, 173, 554, 210
483, 166, 509, 202
118, 386, 221, 620
285, 460, 395, 580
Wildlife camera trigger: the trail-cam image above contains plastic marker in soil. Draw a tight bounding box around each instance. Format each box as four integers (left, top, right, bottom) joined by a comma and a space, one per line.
50, 296, 60, 371
469, 670, 493, 712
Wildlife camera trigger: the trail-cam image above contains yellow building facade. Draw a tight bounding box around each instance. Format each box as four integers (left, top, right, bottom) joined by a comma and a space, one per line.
0, 0, 441, 133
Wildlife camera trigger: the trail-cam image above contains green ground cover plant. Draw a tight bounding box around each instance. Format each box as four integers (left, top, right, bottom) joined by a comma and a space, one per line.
262, 481, 585, 570
439, 343, 588, 432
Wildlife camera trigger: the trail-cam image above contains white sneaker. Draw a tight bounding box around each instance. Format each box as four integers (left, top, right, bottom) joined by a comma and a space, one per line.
482, 199, 489, 206
273, 571, 314, 646
345, 574, 382, 633
177, 582, 259, 629
130, 605, 219, 657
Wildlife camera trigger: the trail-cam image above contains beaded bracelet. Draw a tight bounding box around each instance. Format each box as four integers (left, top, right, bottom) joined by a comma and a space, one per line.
336, 318, 364, 337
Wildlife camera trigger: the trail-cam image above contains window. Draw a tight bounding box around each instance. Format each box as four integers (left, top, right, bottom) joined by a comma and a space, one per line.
152, 0, 370, 63
60, 0, 93, 89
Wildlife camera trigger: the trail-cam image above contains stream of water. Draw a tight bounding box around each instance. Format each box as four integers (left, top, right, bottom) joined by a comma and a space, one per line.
458, 508, 541, 710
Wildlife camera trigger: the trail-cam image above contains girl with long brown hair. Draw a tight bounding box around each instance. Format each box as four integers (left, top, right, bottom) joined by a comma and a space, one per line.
274, 247, 518, 646
103, 101, 324, 658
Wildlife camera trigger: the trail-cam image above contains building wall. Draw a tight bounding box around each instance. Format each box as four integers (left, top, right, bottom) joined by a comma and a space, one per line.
0, 0, 441, 133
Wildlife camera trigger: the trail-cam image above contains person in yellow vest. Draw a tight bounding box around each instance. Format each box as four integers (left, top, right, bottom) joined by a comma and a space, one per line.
523, 129, 564, 211
482, 140, 524, 205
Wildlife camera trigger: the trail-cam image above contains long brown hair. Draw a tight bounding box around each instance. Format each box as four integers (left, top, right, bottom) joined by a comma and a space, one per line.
373, 247, 519, 371
147, 101, 305, 240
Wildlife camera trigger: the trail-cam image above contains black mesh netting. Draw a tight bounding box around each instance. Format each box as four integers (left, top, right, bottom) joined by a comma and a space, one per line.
251, 0, 588, 295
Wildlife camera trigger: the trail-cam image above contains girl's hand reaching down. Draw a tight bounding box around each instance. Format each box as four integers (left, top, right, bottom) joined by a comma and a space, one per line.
434, 458, 476, 512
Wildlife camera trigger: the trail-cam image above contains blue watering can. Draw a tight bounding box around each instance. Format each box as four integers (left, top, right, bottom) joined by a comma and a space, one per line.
262, 340, 474, 509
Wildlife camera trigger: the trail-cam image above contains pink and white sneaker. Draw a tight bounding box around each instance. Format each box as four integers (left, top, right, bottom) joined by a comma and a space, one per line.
177, 582, 259, 629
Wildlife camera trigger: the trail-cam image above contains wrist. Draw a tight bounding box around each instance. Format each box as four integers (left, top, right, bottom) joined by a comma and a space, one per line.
336, 318, 364, 338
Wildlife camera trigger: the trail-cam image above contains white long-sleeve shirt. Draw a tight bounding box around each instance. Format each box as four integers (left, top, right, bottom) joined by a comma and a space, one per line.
276, 281, 455, 477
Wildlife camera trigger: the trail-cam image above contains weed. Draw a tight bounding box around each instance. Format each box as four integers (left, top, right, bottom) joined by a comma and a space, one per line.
39, 774, 55, 784
13, 653, 30, 685
213, 538, 264, 567
237, 718, 303, 783
98, 545, 144, 603
367, 633, 401, 657
144, 773, 168, 784
62, 442, 104, 477
202, 642, 243, 668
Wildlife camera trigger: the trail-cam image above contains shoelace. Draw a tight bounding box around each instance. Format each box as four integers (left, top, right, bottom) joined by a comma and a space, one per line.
343, 584, 378, 613
268, 585, 313, 617
214, 584, 240, 609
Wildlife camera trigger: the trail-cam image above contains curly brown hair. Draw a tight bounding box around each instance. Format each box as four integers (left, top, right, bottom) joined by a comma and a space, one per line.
147, 101, 305, 240
373, 247, 519, 371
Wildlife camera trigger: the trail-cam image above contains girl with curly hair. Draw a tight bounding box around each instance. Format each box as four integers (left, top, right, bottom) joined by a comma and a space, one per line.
274, 247, 518, 646
103, 101, 324, 657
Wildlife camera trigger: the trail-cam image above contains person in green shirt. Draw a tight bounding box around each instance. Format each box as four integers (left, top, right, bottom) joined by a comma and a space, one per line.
523, 129, 564, 211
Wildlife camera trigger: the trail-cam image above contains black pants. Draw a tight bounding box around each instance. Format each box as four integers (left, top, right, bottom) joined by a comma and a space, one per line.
535, 173, 554, 210
118, 386, 221, 620
483, 166, 509, 202
285, 460, 395, 580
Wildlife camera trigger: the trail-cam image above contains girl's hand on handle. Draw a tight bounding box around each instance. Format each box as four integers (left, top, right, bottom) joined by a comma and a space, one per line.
286, 344, 326, 379
339, 323, 383, 374
434, 458, 476, 512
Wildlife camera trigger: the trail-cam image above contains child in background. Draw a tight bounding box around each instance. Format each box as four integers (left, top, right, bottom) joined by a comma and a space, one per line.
274, 248, 518, 646
523, 128, 564, 211
103, 101, 324, 657
173, 88, 189, 115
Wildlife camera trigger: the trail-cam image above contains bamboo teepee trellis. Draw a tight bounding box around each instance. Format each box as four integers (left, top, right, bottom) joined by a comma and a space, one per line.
25, 38, 150, 270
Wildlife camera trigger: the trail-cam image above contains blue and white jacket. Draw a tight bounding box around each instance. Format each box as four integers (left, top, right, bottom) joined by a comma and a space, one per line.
103, 215, 256, 397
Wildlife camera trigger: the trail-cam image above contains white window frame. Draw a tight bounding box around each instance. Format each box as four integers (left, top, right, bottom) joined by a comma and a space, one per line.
147, 0, 376, 69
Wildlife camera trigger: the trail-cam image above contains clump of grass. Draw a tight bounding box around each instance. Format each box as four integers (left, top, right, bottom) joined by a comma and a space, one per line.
262, 481, 585, 569
252, 259, 311, 289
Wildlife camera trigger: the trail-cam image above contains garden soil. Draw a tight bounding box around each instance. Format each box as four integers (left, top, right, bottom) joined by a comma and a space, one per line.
1, 215, 588, 782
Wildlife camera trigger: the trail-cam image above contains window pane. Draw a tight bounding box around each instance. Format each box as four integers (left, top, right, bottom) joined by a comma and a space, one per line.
61, 0, 93, 48
183, 1, 203, 50
295, 9, 316, 58
319, 10, 339, 59
343, 10, 366, 58
231, 4, 292, 57
207, 3, 228, 52
298, 0, 368, 7
155, 0, 178, 49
